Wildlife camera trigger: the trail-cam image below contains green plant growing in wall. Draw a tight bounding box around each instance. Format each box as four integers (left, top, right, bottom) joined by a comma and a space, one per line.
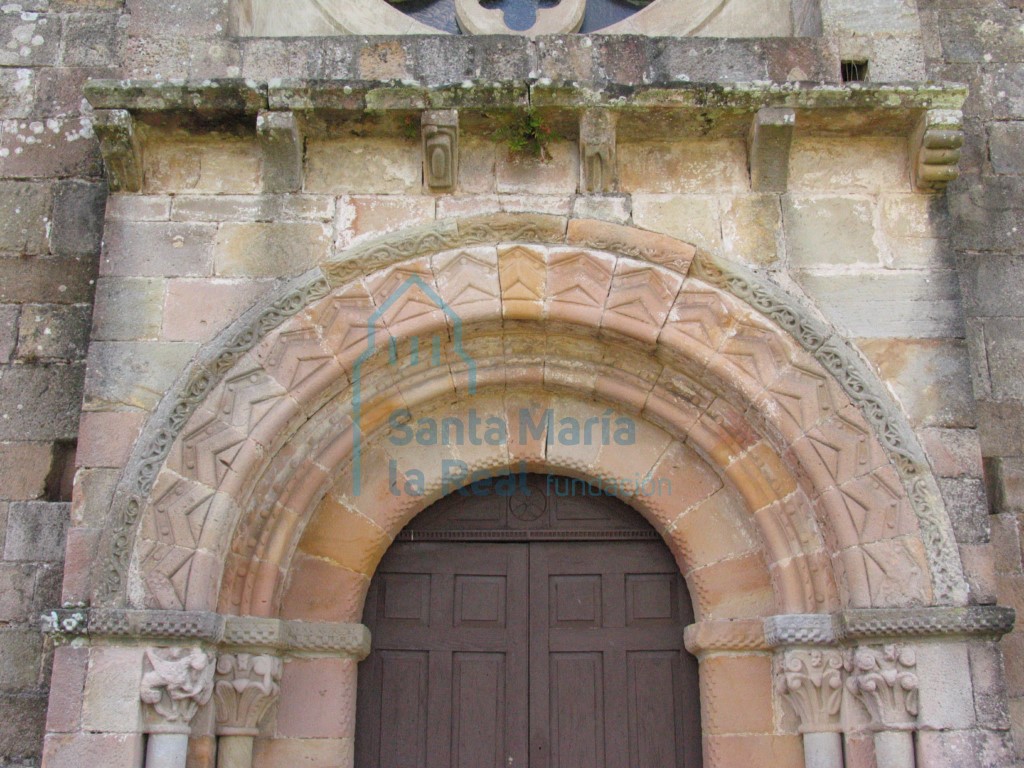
493, 108, 555, 162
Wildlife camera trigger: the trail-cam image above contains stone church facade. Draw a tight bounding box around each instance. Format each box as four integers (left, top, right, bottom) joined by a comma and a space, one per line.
1, 0, 1023, 766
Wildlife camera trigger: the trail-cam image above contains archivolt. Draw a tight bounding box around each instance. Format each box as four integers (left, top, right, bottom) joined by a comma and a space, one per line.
97, 216, 966, 617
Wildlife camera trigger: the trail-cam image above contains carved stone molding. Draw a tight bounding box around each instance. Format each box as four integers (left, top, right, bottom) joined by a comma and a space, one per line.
764, 613, 837, 647
912, 109, 963, 193
683, 619, 768, 655
845, 645, 919, 730
214, 653, 283, 736
777, 649, 845, 733
39, 609, 372, 659
140, 647, 216, 734
422, 110, 459, 191
840, 606, 1015, 641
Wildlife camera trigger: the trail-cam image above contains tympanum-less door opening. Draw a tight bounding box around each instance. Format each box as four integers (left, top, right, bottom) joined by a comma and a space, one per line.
356, 474, 702, 767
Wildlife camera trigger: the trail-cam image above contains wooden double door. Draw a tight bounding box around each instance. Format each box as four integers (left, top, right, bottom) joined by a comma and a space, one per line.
356, 476, 702, 768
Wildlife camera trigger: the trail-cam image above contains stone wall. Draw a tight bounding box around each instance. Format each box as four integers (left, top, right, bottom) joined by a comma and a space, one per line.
919, 0, 1024, 761
0, 1, 119, 764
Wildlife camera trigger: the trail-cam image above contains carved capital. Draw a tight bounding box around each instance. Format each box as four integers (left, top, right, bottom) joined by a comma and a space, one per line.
776, 649, 845, 733
140, 647, 216, 733
845, 645, 919, 730
214, 653, 283, 736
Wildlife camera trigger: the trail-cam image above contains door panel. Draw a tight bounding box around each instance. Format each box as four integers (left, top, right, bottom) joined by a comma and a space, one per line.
356, 479, 701, 768
357, 543, 529, 768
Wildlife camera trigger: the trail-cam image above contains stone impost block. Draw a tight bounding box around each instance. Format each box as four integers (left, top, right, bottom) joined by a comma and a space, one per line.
256, 110, 303, 194
92, 109, 143, 193
911, 109, 964, 193
421, 109, 459, 192
748, 107, 795, 193
579, 109, 617, 194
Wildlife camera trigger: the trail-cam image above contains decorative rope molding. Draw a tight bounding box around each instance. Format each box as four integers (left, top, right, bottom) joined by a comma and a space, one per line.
40, 609, 371, 659
91, 214, 964, 611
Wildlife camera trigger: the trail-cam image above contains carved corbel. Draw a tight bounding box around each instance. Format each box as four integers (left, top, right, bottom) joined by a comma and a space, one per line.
422, 110, 459, 192
911, 109, 963, 193
579, 110, 618, 194
257, 109, 304, 194
140, 646, 216, 733
214, 653, 283, 736
748, 107, 795, 193
93, 109, 144, 193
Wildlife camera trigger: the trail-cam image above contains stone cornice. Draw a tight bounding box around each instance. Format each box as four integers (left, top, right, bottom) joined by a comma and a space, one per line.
83, 79, 966, 137
40, 609, 371, 659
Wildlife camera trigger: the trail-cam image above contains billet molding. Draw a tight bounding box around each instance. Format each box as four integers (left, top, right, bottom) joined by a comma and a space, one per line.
39, 608, 371, 659
682, 606, 1015, 655
92, 215, 961, 610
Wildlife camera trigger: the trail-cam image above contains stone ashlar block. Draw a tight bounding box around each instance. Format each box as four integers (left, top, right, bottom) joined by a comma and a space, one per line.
783, 194, 879, 267
3, 501, 70, 562
631, 194, 722, 255
0, 441, 53, 501
0, 304, 17, 364
0, 363, 84, 441
16, 303, 92, 362
305, 137, 420, 194
0, 254, 98, 304
959, 254, 1024, 318
938, 477, 991, 544
0, 628, 43, 689
0, 116, 103, 179
162, 278, 273, 342
989, 122, 1024, 175
91, 277, 165, 341
0, 692, 47, 762
101, 221, 216, 277
795, 271, 965, 340
0, 180, 51, 255
0, 13, 61, 67
50, 180, 107, 257
83, 341, 197, 411
984, 317, 1024, 401
213, 222, 331, 278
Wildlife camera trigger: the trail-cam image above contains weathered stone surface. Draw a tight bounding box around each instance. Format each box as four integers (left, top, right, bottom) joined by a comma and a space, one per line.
0, 692, 47, 761
162, 278, 272, 341
91, 277, 164, 341
0, 304, 17, 364
619, 140, 747, 193
82, 341, 197, 411
0, 441, 53, 501
213, 222, 331, 277
143, 137, 261, 195
784, 195, 878, 267
335, 195, 435, 250
989, 122, 1024, 175
984, 317, 1024, 400
0, 67, 34, 118
3, 501, 69, 561
16, 303, 92, 361
720, 194, 781, 266
631, 194, 722, 254
0, 254, 97, 304
796, 271, 965, 339
305, 137, 419, 194
960, 254, 1024, 317
495, 141, 578, 195
170, 194, 334, 223
0, 13, 61, 67
0, 363, 84, 440
921, 428, 983, 479
101, 221, 216, 277
0, 180, 50, 254
789, 137, 909, 192
50, 180, 106, 257
0, 116, 102, 178
860, 339, 976, 428
939, 477, 991, 544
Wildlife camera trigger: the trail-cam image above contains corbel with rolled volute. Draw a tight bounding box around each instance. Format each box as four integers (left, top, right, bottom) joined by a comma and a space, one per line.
846, 645, 920, 768
140, 646, 217, 768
